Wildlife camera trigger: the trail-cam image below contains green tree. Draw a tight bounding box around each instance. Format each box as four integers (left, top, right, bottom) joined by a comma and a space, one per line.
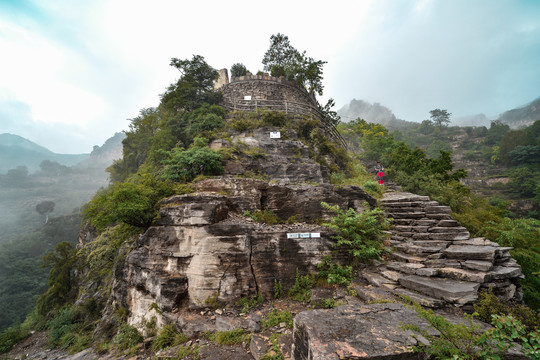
160, 55, 221, 113
262, 33, 327, 96
418, 119, 434, 134
429, 109, 451, 128
486, 120, 510, 145
37, 242, 77, 315
35, 200, 55, 224
230, 63, 248, 77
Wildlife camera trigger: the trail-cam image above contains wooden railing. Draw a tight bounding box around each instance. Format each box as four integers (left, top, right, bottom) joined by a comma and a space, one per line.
221, 97, 346, 148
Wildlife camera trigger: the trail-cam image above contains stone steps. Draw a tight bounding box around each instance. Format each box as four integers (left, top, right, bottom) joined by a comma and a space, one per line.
374, 190, 524, 307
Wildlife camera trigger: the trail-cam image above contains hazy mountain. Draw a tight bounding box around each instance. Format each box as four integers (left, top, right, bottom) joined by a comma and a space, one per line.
497, 96, 540, 129
0, 134, 89, 174
451, 113, 491, 127
77, 132, 125, 169
337, 99, 417, 130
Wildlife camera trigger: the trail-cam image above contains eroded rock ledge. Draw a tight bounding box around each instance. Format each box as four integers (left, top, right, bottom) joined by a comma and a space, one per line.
118, 177, 375, 328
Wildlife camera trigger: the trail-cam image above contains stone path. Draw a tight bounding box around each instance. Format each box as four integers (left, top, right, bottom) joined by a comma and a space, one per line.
356, 190, 523, 310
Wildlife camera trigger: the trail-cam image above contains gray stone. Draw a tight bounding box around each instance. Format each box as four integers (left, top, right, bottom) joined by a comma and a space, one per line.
361, 271, 397, 287
439, 267, 488, 283
394, 288, 445, 308
392, 252, 426, 263
416, 268, 439, 277
489, 266, 522, 280
462, 260, 494, 272
386, 262, 425, 274
429, 232, 470, 241
399, 275, 479, 304
443, 245, 497, 261
292, 303, 436, 360
354, 286, 395, 303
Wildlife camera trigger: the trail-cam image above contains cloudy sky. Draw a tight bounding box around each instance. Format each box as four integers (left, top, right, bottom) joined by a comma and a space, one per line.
1, 0, 539, 154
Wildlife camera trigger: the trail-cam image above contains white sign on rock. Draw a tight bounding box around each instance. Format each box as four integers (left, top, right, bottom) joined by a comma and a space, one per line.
287, 233, 321, 239
270, 131, 281, 139
244, 95, 252, 100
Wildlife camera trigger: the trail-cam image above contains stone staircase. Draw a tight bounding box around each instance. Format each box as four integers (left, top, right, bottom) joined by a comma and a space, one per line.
357, 190, 523, 310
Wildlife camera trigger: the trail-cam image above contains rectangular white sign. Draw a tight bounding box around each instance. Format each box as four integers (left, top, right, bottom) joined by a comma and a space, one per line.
244, 95, 252, 100
287, 233, 322, 239
270, 131, 281, 139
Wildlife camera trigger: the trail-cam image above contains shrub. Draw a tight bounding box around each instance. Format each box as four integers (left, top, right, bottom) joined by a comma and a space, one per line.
317, 256, 354, 286
113, 324, 143, 350
237, 293, 264, 313
288, 271, 316, 302
474, 290, 539, 331
160, 137, 224, 183
151, 325, 188, 351
403, 301, 538, 359
322, 202, 389, 263
83, 177, 173, 232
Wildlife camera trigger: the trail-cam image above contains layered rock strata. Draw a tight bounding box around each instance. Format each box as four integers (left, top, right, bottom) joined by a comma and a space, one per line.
119, 177, 375, 328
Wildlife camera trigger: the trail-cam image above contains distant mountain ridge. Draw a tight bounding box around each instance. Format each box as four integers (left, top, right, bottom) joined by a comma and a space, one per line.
339, 96, 540, 129
337, 99, 416, 129
498, 96, 540, 129
0, 133, 124, 174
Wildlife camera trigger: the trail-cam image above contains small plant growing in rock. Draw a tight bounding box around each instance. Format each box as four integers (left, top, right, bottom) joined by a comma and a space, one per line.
244, 209, 281, 225
112, 324, 143, 350
288, 270, 316, 302
317, 255, 354, 286
237, 293, 264, 313
204, 328, 251, 345
261, 333, 285, 360
273, 279, 284, 299
151, 324, 188, 351
262, 309, 293, 329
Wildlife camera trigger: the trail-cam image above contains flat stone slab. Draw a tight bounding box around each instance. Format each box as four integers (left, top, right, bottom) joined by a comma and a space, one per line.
393, 288, 445, 308
399, 275, 479, 305
439, 267, 488, 283
387, 262, 425, 274
462, 260, 494, 272
292, 303, 435, 360
361, 271, 397, 287
443, 245, 497, 261
392, 252, 426, 263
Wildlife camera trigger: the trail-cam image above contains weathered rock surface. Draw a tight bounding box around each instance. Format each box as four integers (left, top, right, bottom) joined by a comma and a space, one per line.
292, 303, 434, 360
117, 176, 375, 329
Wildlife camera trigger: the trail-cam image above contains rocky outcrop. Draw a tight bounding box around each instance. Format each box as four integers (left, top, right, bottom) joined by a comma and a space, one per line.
118, 177, 375, 329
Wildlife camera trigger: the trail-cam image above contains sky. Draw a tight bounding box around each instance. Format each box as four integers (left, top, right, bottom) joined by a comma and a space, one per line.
0, 0, 539, 154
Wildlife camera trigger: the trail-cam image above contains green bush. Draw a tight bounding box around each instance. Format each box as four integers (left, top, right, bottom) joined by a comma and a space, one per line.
322, 202, 389, 263
237, 293, 264, 313
83, 176, 173, 232
160, 137, 224, 183
151, 324, 188, 351
404, 301, 540, 359
317, 256, 354, 286
474, 290, 539, 331
113, 324, 143, 350
288, 271, 316, 302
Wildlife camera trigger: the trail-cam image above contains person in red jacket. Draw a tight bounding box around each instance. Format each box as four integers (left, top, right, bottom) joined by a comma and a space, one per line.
375, 161, 384, 185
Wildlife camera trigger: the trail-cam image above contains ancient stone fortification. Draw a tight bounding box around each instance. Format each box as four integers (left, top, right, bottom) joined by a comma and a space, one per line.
219, 73, 318, 115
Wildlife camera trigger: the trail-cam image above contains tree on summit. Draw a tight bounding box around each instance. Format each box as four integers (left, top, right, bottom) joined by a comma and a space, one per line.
429, 109, 451, 128
262, 33, 327, 97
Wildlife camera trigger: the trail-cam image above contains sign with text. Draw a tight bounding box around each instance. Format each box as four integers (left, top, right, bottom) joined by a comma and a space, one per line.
287, 233, 321, 239
270, 131, 281, 139
244, 95, 251, 100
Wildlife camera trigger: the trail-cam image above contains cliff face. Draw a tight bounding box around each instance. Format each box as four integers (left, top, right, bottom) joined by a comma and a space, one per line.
86, 126, 375, 331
